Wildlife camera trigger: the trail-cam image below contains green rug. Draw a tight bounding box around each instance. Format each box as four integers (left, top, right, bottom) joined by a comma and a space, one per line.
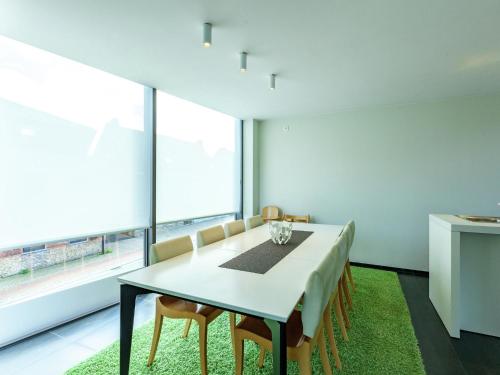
66, 267, 425, 374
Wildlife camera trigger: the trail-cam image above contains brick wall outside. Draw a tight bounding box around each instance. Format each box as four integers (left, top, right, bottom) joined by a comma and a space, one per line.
0, 239, 102, 278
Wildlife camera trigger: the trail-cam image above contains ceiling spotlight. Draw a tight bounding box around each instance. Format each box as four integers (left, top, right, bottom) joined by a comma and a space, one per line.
240, 52, 248, 72
203, 23, 212, 48
270, 74, 276, 90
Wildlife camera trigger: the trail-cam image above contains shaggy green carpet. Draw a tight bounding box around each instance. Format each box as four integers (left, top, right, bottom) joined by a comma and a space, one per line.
66, 267, 425, 374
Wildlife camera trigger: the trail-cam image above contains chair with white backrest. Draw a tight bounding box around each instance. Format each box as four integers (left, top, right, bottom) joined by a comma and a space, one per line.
332, 231, 350, 341
196, 225, 225, 248
336, 226, 352, 329
147, 236, 223, 375
245, 215, 264, 230
340, 222, 355, 310
322, 241, 350, 368
233, 246, 335, 374
345, 220, 356, 291
224, 219, 245, 238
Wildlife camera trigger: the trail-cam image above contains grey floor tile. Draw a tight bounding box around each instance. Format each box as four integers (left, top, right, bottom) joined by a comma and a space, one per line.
133, 295, 156, 325
75, 295, 155, 350
0, 332, 66, 374
51, 306, 118, 343
75, 318, 120, 351
0, 294, 156, 374
17, 342, 94, 375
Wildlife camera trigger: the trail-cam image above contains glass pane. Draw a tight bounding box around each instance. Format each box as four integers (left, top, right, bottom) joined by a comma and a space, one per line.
156, 91, 239, 222
0, 35, 147, 307
0, 229, 144, 307
0, 35, 149, 250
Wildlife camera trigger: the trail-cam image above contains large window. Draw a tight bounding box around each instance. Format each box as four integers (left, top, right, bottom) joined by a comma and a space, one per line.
0, 36, 149, 249
156, 91, 241, 223
0, 35, 149, 306
0, 35, 242, 345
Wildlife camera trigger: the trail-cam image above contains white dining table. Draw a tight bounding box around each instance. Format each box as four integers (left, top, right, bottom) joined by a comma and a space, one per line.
118, 222, 344, 375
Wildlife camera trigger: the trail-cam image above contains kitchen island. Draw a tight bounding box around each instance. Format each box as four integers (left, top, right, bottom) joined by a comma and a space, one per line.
429, 214, 500, 338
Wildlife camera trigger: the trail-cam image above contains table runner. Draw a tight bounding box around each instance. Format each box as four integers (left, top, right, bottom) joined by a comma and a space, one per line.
219, 230, 313, 274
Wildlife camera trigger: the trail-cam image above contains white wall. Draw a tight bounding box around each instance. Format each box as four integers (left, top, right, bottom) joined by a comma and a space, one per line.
0, 276, 118, 347
0, 261, 141, 347
258, 95, 500, 271
243, 119, 260, 218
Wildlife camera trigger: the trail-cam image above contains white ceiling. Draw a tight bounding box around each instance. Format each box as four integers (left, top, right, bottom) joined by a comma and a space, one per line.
1, 0, 500, 119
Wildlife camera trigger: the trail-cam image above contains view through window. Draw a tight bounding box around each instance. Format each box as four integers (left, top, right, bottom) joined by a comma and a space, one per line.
0, 35, 148, 307
0, 36, 241, 309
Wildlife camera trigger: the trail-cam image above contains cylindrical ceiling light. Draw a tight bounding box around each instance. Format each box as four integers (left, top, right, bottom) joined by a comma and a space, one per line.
270, 74, 277, 90
203, 23, 212, 48
240, 52, 248, 72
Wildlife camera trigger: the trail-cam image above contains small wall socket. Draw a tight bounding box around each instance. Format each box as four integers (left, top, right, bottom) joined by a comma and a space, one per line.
282, 125, 290, 132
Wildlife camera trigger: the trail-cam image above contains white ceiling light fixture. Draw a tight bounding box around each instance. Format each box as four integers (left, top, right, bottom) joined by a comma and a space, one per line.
203, 22, 212, 48
240, 52, 248, 72
270, 73, 277, 90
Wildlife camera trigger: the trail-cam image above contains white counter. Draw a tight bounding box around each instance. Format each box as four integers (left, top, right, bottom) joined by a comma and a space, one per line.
429, 214, 500, 338
430, 214, 500, 234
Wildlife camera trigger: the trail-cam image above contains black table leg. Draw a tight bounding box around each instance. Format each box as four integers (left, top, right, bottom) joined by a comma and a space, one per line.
120, 284, 148, 375
264, 319, 287, 374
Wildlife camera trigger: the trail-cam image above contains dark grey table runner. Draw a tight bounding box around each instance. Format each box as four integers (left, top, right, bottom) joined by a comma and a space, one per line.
219, 230, 313, 274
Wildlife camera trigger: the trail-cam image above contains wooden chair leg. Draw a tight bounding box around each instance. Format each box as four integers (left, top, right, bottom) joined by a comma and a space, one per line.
297, 345, 312, 375
257, 346, 266, 368
198, 320, 208, 375
342, 272, 353, 310
182, 318, 192, 338
235, 333, 244, 375
324, 306, 341, 369
334, 294, 348, 341
346, 259, 356, 291
318, 330, 333, 375
338, 281, 351, 329
147, 311, 164, 366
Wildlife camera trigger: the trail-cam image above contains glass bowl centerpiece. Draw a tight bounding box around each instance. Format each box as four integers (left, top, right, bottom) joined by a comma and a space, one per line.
269, 220, 293, 245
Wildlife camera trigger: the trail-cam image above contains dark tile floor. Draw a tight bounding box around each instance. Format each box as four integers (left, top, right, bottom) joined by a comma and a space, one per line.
0, 272, 499, 374
399, 273, 500, 375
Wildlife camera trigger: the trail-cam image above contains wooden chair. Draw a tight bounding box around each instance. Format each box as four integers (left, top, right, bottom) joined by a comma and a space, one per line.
327, 287, 346, 366
196, 225, 225, 248
341, 223, 355, 307
345, 220, 356, 292
245, 215, 264, 230
147, 236, 223, 375
336, 227, 353, 331
321, 243, 349, 368
224, 220, 245, 237
293, 242, 345, 370
233, 247, 337, 375
262, 205, 281, 222
222, 220, 269, 358
283, 214, 310, 223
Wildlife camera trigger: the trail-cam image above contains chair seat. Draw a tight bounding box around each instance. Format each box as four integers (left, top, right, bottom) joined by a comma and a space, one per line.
158, 295, 219, 317
236, 310, 306, 348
